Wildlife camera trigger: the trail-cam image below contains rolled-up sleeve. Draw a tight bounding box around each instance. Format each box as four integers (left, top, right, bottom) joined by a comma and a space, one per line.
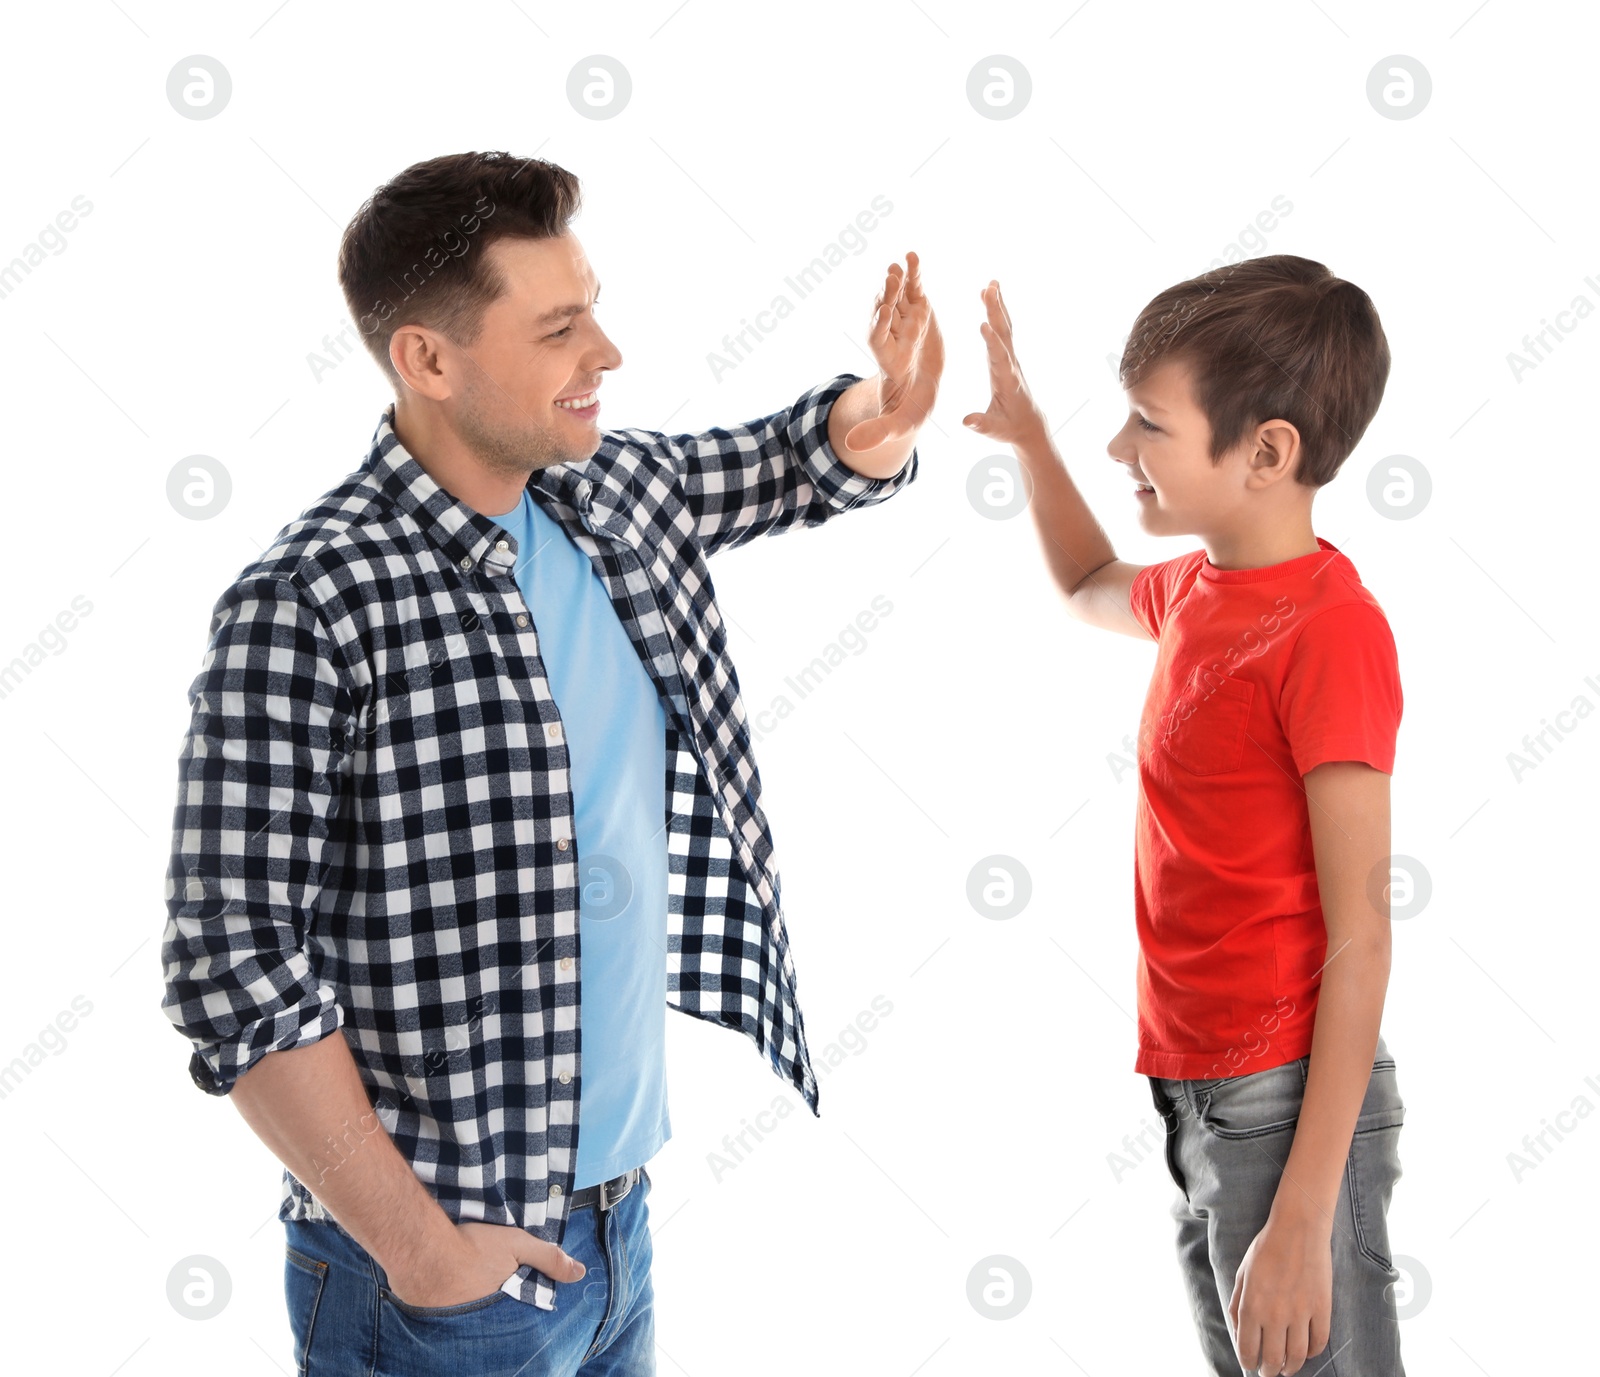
160, 571, 355, 1095
625, 372, 918, 558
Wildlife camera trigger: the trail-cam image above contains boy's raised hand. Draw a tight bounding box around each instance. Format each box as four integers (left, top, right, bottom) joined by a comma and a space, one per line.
962, 280, 1049, 448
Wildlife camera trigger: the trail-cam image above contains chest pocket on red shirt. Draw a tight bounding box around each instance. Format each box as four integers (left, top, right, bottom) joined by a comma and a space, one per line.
1159, 674, 1256, 775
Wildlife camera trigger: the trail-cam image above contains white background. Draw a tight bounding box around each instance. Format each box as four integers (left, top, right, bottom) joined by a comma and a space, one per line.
1, 1, 1595, 1372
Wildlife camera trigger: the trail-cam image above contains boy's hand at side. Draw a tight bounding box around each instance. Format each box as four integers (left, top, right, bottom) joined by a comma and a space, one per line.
1227, 1210, 1333, 1375
1229, 760, 1394, 1374
962, 280, 1049, 448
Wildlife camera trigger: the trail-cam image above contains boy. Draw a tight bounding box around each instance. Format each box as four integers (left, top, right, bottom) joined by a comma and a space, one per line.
963, 256, 1407, 1376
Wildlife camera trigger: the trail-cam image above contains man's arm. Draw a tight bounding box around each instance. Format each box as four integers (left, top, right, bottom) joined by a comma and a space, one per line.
649, 251, 938, 558
229, 1032, 464, 1277
161, 572, 355, 1098
822, 252, 942, 481
962, 279, 1150, 641
1228, 760, 1393, 1374
227, 1029, 585, 1303
639, 371, 918, 559
826, 372, 918, 480
160, 572, 580, 1304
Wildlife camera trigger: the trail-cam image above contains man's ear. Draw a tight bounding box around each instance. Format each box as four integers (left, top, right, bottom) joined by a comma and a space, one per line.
1248, 419, 1302, 488
390, 324, 454, 401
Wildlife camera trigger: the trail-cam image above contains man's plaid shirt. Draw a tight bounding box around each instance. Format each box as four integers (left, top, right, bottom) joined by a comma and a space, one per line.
159, 372, 917, 1309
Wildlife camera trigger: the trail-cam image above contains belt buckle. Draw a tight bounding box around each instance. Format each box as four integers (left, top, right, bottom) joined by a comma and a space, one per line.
597, 1169, 631, 1212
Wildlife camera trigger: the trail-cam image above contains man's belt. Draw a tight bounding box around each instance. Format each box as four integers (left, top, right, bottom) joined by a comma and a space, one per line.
567, 1166, 641, 1212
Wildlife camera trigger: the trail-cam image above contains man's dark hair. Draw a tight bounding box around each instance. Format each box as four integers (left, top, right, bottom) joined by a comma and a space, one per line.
338, 150, 582, 390
1118, 254, 1391, 487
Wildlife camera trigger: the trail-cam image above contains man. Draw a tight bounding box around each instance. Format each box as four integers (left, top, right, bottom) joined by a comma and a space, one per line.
160, 149, 940, 1374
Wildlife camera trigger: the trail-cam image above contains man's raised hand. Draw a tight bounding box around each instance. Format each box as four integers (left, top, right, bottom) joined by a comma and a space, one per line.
841, 250, 944, 454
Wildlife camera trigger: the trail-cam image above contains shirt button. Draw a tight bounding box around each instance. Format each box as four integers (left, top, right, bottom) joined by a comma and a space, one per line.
557, 837, 569, 851
560, 956, 573, 970
550, 1184, 563, 1199
559, 1071, 571, 1084
547, 723, 562, 741
459, 556, 472, 570
495, 539, 509, 551
516, 614, 529, 627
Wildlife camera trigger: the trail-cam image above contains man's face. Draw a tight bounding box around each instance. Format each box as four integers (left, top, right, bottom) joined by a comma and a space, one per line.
1105, 356, 1269, 538
444, 231, 622, 478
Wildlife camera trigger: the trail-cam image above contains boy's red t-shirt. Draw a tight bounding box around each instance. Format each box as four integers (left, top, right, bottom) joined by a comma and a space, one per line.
1127, 536, 1402, 1080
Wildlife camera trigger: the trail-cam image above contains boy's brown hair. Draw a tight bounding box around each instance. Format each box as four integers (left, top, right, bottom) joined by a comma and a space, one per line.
1117, 254, 1390, 487
338, 150, 582, 390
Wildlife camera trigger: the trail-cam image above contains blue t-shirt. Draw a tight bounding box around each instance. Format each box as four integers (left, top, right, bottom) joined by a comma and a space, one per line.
487, 487, 671, 1187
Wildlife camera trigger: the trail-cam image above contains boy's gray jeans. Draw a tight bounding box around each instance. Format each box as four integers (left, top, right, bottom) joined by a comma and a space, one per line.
1147, 1036, 1406, 1375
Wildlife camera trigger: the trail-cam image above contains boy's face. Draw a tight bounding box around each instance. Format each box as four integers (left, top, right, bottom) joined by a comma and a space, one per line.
1107, 356, 1275, 538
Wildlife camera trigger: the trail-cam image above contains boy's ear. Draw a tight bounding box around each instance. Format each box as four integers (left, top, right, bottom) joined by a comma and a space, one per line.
1248, 419, 1303, 487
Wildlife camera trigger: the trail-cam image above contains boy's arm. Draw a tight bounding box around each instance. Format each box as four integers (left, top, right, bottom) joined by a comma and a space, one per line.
1013, 427, 1151, 641
962, 280, 1150, 641
1228, 759, 1394, 1373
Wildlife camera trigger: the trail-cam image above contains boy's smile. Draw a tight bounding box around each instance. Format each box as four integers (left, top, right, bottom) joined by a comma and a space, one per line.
1107, 356, 1315, 571
1108, 357, 1227, 531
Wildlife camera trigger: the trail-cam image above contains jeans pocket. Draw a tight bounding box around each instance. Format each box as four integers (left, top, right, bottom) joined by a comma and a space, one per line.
284, 1245, 330, 1375
1147, 1078, 1188, 1193
379, 1284, 512, 1320
1355, 1058, 1406, 1131
1196, 1056, 1308, 1139
1348, 1060, 1406, 1269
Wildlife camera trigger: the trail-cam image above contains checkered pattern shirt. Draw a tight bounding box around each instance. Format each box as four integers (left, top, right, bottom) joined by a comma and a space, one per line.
160, 372, 917, 1309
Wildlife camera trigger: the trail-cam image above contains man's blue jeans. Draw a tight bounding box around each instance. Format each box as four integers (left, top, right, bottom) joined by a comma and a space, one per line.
284, 1166, 655, 1376
1148, 1038, 1406, 1375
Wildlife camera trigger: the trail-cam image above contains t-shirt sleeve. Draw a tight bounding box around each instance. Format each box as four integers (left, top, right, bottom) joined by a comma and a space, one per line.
1278, 600, 1403, 775
1128, 550, 1205, 640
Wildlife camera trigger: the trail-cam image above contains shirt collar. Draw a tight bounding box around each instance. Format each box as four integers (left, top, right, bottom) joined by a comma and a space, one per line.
1197, 535, 1341, 584
364, 403, 614, 573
